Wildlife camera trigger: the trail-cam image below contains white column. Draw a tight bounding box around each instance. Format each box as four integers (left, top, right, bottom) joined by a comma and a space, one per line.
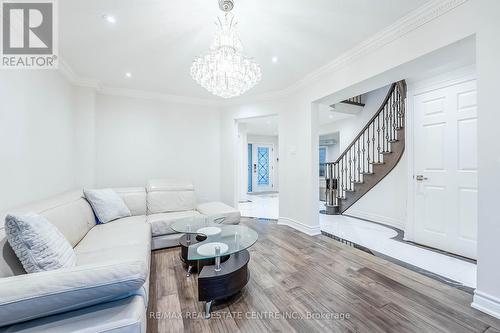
472, 0, 500, 319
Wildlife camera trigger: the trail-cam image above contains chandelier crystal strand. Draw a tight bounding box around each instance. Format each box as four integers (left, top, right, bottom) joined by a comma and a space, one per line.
190, 8, 261, 98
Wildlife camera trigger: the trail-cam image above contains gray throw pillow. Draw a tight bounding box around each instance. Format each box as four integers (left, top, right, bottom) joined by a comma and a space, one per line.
84, 189, 131, 223
4, 213, 77, 273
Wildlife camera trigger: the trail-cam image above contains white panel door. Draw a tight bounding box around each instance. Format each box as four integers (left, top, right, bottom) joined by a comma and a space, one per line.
413, 78, 477, 259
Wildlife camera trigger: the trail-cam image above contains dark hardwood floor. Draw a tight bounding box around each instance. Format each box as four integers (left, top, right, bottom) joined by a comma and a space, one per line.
147, 218, 500, 333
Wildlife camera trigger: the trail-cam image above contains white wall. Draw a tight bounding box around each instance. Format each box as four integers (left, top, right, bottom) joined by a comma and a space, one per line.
0, 71, 76, 211
326, 144, 339, 162
319, 85, 390, 151
237, 123, 249, 201
94, 94, 222, 202
346, 156, 407, 229
73, 87, 97, 188
473, 0, 500, 319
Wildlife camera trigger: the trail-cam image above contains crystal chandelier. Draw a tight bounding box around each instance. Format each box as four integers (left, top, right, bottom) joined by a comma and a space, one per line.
190, 0, 262, 99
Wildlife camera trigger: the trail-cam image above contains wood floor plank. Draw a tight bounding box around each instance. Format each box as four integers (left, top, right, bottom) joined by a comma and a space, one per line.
146, 218, 500, 333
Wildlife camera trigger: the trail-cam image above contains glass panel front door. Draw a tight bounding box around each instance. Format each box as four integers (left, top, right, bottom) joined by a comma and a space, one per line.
250, 143, 274, 192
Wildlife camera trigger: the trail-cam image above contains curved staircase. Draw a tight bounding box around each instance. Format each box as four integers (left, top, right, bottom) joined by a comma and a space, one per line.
324, 81, 407, 214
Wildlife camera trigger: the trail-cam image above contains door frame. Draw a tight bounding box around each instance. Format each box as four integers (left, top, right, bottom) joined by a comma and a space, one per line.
405, 65, 476, 242
248, 141, 275, 193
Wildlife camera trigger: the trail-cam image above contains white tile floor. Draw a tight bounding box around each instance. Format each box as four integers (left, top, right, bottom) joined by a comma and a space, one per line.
239, 193, 477, 288
239, 192, 279, 220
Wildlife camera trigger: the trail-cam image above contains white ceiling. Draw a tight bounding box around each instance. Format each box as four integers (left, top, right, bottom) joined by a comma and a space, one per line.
60, 0, 429, 100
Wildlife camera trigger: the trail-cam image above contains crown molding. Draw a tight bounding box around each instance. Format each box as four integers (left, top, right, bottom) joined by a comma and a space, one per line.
58, 58, 223, 106
58, 0, 468, 107
59, 59, 101, 90
99, 86, 224, 107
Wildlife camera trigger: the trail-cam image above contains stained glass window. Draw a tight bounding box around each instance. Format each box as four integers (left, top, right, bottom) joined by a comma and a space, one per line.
257, 147, 269, 185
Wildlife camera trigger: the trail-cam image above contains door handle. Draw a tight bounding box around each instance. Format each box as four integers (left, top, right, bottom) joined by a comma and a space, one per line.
415, 175, 428, 181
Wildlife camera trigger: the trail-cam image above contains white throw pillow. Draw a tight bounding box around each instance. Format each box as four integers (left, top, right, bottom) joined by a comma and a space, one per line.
84, 189, 131, 224
4, 213, 77, 273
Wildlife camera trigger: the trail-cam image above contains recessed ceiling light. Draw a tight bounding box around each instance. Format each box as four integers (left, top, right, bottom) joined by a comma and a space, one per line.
329, 114, 334, 119
266, 120, 272, 125
103, 15, 116, 24
272, 56, 278, 63
125, 72, 132, 78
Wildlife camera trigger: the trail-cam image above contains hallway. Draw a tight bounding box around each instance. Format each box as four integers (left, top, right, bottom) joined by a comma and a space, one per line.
238, 194, 476, 289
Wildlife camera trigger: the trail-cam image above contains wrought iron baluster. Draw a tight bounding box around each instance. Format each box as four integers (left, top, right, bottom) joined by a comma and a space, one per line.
361, 131, 366, 172
357, 140, 361, 182
367, 126, 371, 172
400, 89, 405, 130
371, 122, 375, 166
382, 102, 386, 153
348, 150, 352, 190
376, 115, 381, 163
386, 98, 391, 148
393, 91, 397, 140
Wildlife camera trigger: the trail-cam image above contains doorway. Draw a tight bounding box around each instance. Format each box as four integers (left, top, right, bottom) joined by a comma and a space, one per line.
236, 115, 279, 219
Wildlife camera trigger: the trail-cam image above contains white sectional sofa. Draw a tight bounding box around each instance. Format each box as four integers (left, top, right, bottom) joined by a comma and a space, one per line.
0, 180, 240, 332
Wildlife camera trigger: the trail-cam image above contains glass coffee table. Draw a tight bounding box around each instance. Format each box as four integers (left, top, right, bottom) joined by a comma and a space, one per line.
171, 216, 258, 318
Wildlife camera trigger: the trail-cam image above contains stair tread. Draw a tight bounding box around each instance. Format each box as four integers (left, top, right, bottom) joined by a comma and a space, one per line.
370, 162, 385, 165
388, 139, 399, 143
381, 151, 392, 155
361, 172, 374, 175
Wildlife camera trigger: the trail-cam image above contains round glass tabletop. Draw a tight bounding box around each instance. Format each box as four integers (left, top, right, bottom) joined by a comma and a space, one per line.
170, 216, 258, 260
170, 215, 222, 234
187, 225, 258, 260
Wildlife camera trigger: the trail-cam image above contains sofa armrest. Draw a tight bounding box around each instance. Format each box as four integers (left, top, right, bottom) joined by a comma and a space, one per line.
196, 202, 241, 225
0, 260, 148, 327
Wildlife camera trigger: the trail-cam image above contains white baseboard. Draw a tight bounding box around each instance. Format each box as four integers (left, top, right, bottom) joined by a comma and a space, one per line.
472, 290, 500, 319
345, 209, 405, 230
278, 217, 321, 236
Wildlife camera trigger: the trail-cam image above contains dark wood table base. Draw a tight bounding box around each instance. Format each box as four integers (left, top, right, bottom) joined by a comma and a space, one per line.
178, 234, 251, 318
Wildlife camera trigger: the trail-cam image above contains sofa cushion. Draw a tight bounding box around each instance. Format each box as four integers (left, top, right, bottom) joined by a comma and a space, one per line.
114, 187, 147, 216
4, 214, 76, 273
74, 217, 150, 256
146, 179, 196, 214
0, 296, 146, 333
147, 210, 202, 236
0, 260, 148, 327
1, 191, 95, 248
84, 189, 131, 224
196, 202, 241, 225
73, 218, 151, 305
0, 191, 94, 278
